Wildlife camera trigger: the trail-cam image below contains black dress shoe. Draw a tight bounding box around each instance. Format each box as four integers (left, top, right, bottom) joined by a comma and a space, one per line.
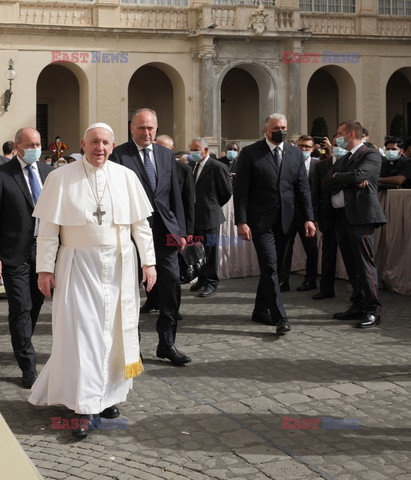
140, 300, 159, 314
333, 305, 365, 320
156, 345, 191, 366
72, 414, 93, 438
100, 405, 120, 419
276, 320, 291, 336
190, 281, 204, 292
251, 310, 278, 326
22, 371, 38, 389
279, 282, 290, 292
356, 314, 381, 329
296, 280, 317, 292
312, 291, 335, 300
198, 285, 216, 298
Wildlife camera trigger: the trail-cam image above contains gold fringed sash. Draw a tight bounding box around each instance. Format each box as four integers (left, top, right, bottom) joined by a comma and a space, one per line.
124, 359, 144, 379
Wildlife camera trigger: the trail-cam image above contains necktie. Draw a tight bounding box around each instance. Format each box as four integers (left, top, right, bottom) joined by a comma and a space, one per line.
142, 148, 156, 192
25, 165, 41, 204
273, 146, 281, 170
193, 163, 200, 183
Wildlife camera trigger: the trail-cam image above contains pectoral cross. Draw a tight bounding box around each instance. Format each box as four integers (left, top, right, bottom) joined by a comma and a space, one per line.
93, 205, 106, 225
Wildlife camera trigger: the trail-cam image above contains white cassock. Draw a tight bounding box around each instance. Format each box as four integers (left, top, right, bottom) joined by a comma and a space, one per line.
28, 157, 155, 414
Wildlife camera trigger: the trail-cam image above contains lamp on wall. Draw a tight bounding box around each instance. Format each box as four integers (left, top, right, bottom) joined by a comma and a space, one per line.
4, 59, 17, 112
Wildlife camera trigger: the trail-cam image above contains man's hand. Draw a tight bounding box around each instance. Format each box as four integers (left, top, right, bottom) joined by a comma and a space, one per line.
38, 272, 56, 298
358, 180, 369, 189
142, 265, 157, 292
238, 223, 252, 241
304, 221, 316, 238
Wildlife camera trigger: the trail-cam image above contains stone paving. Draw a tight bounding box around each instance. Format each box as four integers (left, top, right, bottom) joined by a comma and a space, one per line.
1, 274, 410, 480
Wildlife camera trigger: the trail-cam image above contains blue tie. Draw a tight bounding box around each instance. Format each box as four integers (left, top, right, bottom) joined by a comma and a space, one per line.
142, 148, 157, 192
26, 165, 41, 204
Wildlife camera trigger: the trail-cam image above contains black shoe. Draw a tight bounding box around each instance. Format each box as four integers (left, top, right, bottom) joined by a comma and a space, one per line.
72, 414, 93, 438
190, 281, 204, 292
333, 305, 365, 320
198, 285, 216, 298
100, 405, 120, 419
312, 291, 335, 300
156, 345, 191, 366
356, 314, 381, 329
176, 312, 183, 321
279, 282, 290, 292
276, 320, 291, 336
296, 280, 317, 292
22, 371, 38, 389
140, 300, 159, 314
251, 309, 278, 326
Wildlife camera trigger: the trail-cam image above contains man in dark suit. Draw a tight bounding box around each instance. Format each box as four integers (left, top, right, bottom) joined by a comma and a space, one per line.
233, 114, 316, 335
140, 133, 195, 313
189, 137, 232, 298
0, 127, 53, 387
279, 135, 319, 292
310, 137, 340, 300
323, 120, 386, 328
110, 109, 190, 365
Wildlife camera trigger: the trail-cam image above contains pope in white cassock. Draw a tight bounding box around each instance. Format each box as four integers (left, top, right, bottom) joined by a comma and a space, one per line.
28, 123, 156, 438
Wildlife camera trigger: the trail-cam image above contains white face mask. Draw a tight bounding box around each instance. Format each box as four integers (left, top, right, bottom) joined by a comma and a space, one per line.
21, 147, 42, 165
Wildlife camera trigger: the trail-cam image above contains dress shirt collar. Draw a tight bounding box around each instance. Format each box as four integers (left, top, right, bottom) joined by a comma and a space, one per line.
17, 156, 40, 173
266, 138, 284, 153
133, 140, 153, 155
349, 142, 364, 155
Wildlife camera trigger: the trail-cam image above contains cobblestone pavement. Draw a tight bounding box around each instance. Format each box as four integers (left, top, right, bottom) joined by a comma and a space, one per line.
1, 274, 410, 480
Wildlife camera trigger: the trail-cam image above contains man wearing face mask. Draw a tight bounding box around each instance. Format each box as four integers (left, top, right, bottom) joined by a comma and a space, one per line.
48, 136, 68, 162
234, 114, 316, 335
379, 137, 411, 189
0, 128, 53, 387
189, 137, 232, 298
218, 142, 240, 174
323, 120, 386, 328
310, 135, 341, 300
278, 135, 319, 292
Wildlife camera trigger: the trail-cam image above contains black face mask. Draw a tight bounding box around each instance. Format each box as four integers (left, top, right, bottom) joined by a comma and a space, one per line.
271, 130, 287, 144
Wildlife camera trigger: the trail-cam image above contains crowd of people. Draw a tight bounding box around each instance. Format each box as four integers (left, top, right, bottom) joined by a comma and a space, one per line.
0, 111, 410, 438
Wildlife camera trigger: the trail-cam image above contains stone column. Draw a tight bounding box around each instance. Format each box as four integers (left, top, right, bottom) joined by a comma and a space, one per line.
288, 40, 302, 138
198, 40, 217, 141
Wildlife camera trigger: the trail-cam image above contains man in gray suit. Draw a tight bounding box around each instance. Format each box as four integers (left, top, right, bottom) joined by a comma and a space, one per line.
323, 120, 386, 328
189, 137, 232, 298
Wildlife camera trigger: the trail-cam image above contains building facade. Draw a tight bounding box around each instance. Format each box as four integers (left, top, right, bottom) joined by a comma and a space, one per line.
0, 0, 410, 154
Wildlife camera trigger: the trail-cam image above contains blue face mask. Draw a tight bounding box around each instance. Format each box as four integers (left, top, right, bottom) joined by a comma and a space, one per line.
226, 150, 238, 161
335, 136, 348, 149
190, 151, 203, 162
301, 150, 311, 160
385, 150, 400, 160
22, 148, 42, 165
333, 146, 347, 159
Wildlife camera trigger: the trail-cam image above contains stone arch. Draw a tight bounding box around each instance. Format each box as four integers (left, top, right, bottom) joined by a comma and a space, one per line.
128, 63, 185, 150
216, 61, 277, 149
36, 62, 89, 154
385, 67, 411, 136
306, 65, 356, 136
